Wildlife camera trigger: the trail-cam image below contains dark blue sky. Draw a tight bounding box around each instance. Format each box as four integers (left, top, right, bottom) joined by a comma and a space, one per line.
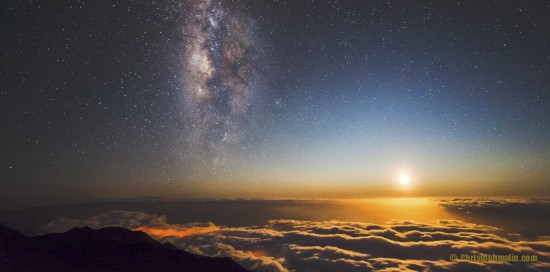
1, 0, 549, 205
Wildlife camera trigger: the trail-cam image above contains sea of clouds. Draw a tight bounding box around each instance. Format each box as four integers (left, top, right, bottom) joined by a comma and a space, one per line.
39, 199, 550, 272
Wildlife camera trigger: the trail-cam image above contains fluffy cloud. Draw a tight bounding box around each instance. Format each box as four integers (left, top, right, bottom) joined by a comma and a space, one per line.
40, 211, 550, 272
435, 197, 550, 209
173, 219, 549, 272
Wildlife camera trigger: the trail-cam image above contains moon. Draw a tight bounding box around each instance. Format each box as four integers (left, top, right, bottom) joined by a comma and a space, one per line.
398, 175, 411, 189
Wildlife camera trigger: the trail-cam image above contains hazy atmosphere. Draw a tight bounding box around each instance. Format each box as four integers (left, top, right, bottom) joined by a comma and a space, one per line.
1, 0, 549, 271
2, 0, 549, 205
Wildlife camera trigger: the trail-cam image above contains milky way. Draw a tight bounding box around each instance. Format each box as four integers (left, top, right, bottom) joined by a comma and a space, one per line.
2, 0, 549, 203
179, 0, 263, 170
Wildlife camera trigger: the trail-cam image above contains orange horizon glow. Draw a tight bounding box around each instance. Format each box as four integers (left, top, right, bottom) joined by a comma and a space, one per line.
135, 225, 219, 238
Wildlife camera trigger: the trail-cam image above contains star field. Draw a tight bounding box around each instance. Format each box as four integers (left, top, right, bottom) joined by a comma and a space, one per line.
1, 0, 549, 205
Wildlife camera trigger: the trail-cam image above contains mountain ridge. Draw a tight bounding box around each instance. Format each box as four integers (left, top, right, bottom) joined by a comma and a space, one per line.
0, 224, 249, 272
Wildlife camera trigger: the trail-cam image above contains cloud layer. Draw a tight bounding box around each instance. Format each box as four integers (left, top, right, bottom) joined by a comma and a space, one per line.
40, 210, 550, 272
435, 197, 550, 239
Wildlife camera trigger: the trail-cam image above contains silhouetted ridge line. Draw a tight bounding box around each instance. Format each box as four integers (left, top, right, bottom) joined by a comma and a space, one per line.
0, 224, 249, 272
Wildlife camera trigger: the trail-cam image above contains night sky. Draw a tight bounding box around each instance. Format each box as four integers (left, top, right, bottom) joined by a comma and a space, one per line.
1, 0, 549, 205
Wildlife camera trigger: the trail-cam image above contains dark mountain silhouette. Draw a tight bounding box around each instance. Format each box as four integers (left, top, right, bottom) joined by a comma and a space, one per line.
0, 224, 249, 272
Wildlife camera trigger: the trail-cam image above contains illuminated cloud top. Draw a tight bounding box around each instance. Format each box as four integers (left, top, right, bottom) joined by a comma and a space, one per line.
37, 207, 550, 272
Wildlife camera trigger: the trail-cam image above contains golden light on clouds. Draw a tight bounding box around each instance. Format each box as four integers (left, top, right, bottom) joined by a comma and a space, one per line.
134, 225, 219, 238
